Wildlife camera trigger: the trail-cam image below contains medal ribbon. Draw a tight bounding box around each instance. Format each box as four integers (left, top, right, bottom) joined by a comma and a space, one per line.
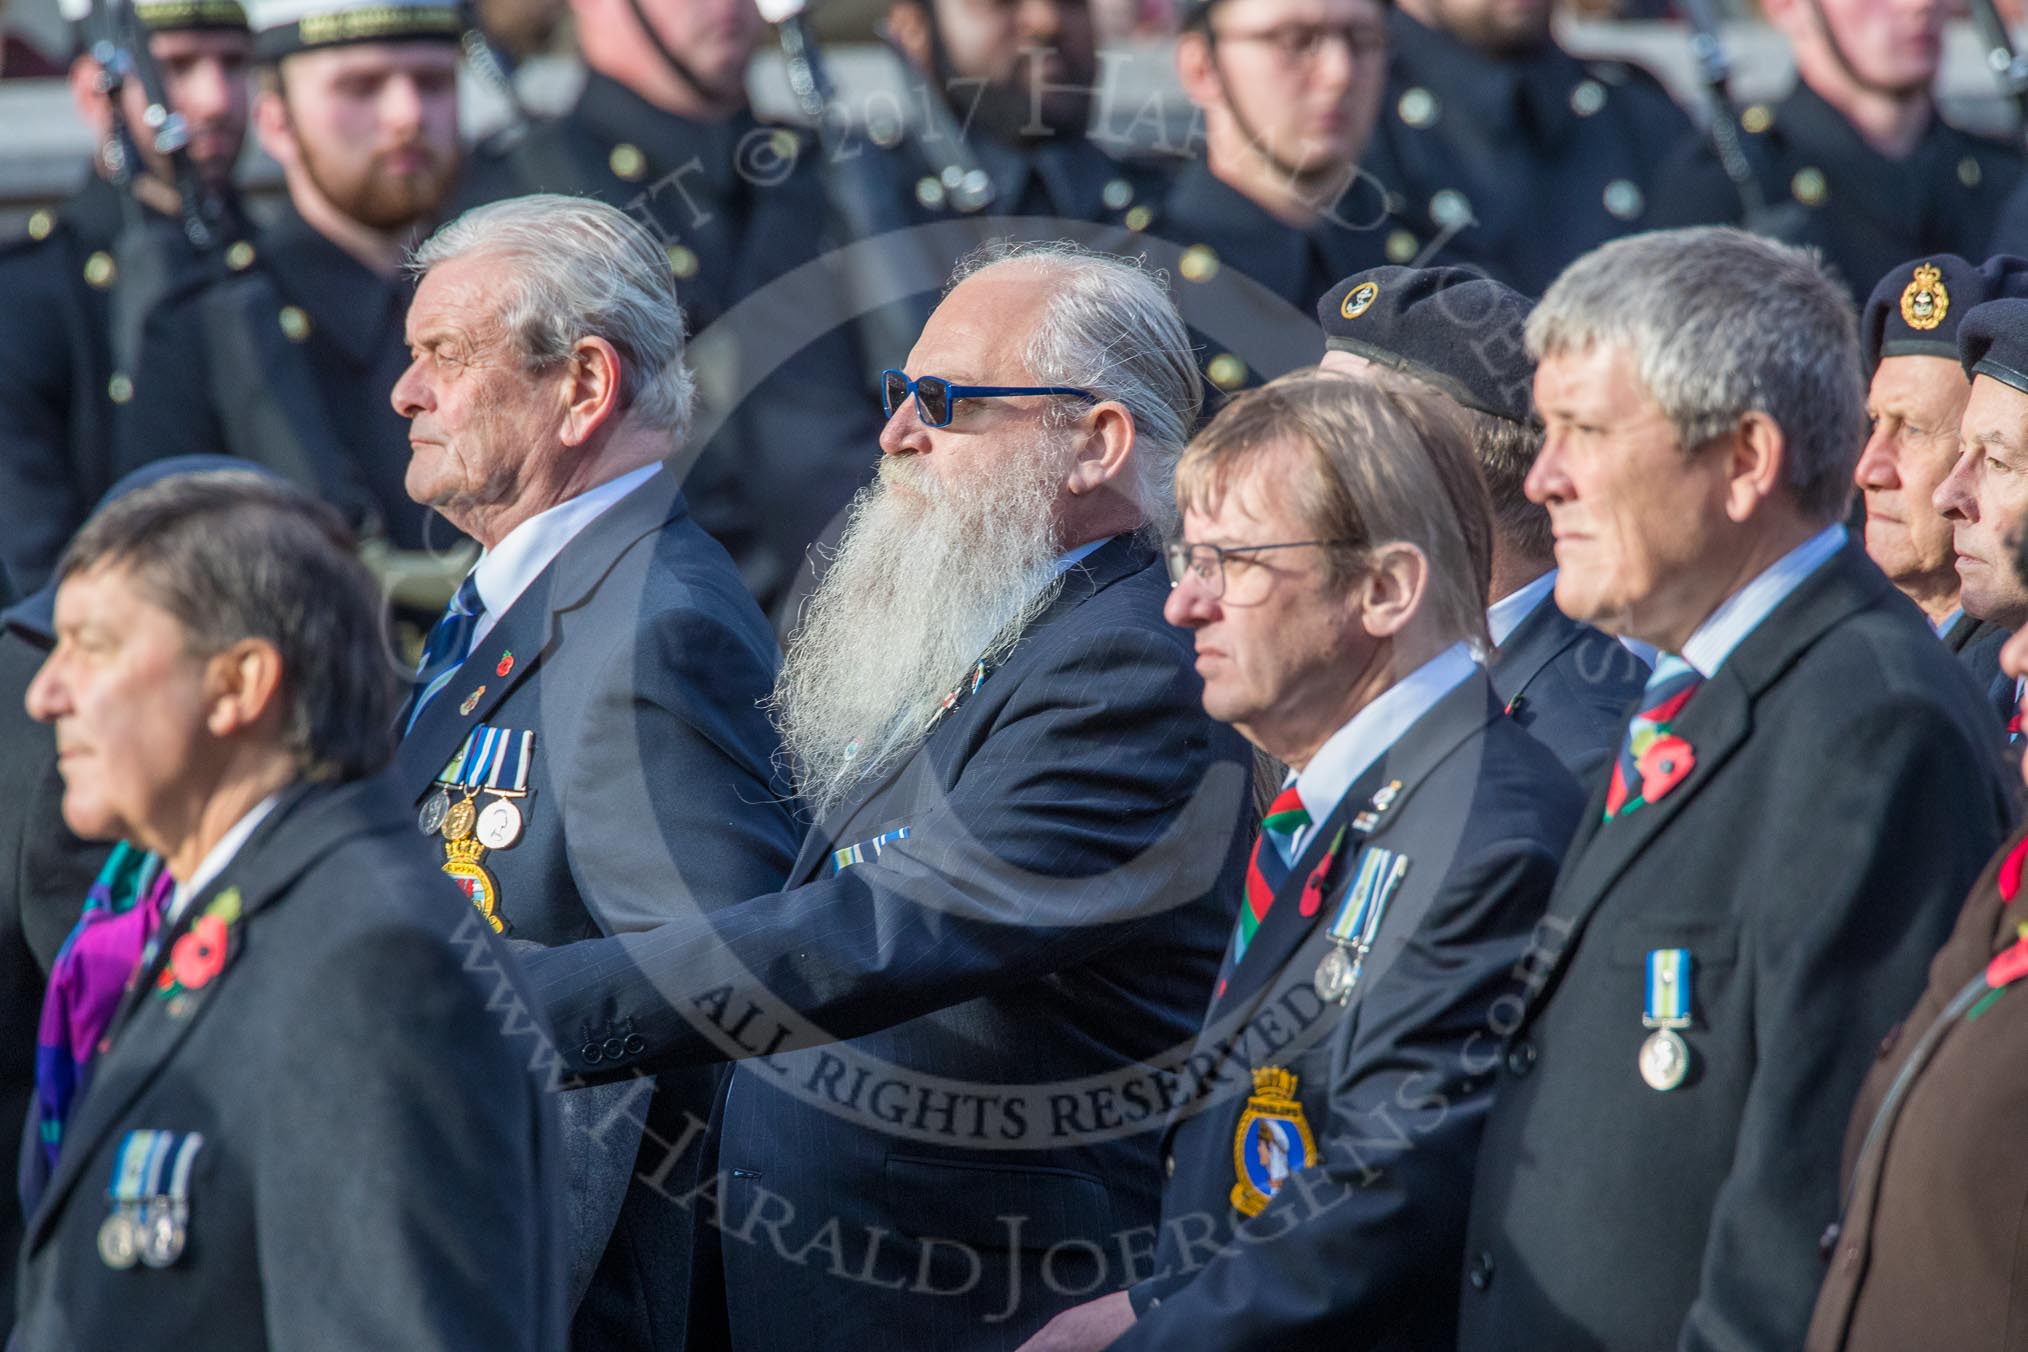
1645, 949, 1692, 1028
1327, 849, 1406, 949
831, 827, 911, 876
439, 726, 534, 793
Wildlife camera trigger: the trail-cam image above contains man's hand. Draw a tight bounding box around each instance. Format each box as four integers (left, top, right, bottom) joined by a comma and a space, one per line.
1016, 1291, 1137, 1352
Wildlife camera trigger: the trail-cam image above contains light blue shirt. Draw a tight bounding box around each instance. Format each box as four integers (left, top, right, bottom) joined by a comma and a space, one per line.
1680, 524, 1847, 679
468, 463, 663, 650
1488, 571, 1558, 647
1055, 535, 1111, 576
1933, 607, 1964, 639
1286, 642, 1478, 856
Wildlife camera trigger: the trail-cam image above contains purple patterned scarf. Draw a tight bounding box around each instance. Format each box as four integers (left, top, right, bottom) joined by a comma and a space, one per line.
21, 842, 170, 1211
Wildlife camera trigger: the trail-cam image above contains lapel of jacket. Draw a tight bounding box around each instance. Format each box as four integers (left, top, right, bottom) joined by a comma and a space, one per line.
784, 535, 1159, 886
1203, 672, 1504, 1032
25, 781, 392, 1251
1522, 543, 1890, 1014
391, 469, 690, 798
1487, 589, 1584, 711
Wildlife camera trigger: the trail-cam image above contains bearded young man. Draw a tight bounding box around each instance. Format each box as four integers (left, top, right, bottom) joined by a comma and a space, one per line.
516, 243, 1255, 1351
113, 0, 465, 560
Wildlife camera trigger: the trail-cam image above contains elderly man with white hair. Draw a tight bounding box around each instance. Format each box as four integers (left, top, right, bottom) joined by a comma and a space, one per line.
516, 241, 1257, 1350
385, 193, 799, 1352
1456, 227, 2012, 1352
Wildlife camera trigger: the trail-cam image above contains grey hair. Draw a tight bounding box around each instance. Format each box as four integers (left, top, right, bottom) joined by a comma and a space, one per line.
950, 241, 1203, 537
58, 471, 398, 783
1525, 226, 1864, 524
409, 194, 697, 442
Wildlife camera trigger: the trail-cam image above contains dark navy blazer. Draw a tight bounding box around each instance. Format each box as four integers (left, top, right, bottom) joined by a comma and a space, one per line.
1113, 671, 1583, 1352
520, 535, 1256, 1349
1487, 587, 1649, 789
389, 467, 798, 1352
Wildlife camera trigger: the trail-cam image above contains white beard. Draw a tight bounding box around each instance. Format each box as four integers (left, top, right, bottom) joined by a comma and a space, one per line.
771, 442, 1076, 817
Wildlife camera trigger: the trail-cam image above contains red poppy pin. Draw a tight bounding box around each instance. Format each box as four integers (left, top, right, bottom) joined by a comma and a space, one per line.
496, 651, 514, 678
1998, 837, 2028, 905
1636, 735, 1695, 805
155, 887, 241, 1004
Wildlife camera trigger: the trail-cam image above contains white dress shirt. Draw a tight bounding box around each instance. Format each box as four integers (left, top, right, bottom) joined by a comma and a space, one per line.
1488, 571, 1558, 647
466, 463, 663, 650
166, 791, 283, 929
1680, 523, 1847, 678
1284, 642, 1478, 856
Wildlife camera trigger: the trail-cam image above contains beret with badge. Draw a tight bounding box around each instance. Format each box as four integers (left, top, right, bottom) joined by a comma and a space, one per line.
1316, 265, 1537, 425
1958, 297, 2028, 400
58, 0, 247, 38
1861, 254, 2028, 373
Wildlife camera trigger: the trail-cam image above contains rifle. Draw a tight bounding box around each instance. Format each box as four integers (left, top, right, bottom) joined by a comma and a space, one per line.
1675, 0, 1806, 238
1966, 0, 2028, 155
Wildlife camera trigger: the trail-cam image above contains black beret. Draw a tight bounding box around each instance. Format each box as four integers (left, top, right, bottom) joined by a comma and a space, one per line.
1861, 254, 2028, 373
1959, 298, 2028, 399
1316, 266, 1535, 424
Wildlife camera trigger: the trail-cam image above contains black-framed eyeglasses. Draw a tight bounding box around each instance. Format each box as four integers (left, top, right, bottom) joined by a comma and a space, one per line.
881, 369, 1098, 429
1206, 21, 1386, 65
1163, 539, 1358, 598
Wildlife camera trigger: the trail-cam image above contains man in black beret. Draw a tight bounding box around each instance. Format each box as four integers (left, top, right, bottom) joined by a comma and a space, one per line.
1858, 255, 2028, 728
1317, 265, 1647, 783
1938, 297, 2028, 736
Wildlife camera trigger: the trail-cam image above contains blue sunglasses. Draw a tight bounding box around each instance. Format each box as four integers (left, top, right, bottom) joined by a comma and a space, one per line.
881, 369, 1098, 428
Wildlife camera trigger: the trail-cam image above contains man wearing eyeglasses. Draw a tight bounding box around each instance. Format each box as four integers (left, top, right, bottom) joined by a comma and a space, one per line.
1352, 0, 1691, 295
1018, 369, 1582, 1352
1143, 0, 1389, 398
514, 241, 1256, 1350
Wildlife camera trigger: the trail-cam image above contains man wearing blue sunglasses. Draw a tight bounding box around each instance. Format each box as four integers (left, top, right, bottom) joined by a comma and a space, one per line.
518, 240, 1258, 1349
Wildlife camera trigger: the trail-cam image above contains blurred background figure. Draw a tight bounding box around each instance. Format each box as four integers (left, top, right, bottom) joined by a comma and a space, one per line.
15, 469, 566, 1350
1647, 0, 2022, 300
461, 0, 887, 619
1353, 0, 1692, 295
0, 0, 250, 602
1137, 0, 1388, 400
115, 0, 470, 622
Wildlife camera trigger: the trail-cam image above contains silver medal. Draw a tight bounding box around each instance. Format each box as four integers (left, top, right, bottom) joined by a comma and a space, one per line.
97, 1210, 139, 1270
137, 1199, 185, 1268
476, 796, 523, 850
1639, 1027, 1690, 1092
1314, 945, 1356, 1004
417, 788, 451, 836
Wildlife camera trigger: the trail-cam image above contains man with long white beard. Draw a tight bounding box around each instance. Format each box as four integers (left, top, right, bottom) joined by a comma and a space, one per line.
519, 242, 1256, 1351
115, 0, 466, 563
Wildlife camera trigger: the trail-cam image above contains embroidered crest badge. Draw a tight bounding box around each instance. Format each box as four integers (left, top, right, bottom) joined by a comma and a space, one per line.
1230, 1066, 1318, 1217
1900, 263, 1949, 331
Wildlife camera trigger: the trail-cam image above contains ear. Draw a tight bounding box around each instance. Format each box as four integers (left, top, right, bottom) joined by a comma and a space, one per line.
1721, 411, 1787, 523
885, 0, 934, 71
558, 336, 625, 447
205, 639, 286, 739
1174, 29, 1223, 112
251, 85, 297, 170
1357, 542, 1429, 639
68, 55, 109, 137
1063, 401, 1137, 498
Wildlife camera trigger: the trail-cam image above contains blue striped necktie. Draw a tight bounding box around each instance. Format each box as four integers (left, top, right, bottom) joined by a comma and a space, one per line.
404, 574, 482, 735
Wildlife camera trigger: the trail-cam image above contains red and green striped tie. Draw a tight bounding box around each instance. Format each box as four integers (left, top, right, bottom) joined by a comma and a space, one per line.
1234, 784, 1311, 965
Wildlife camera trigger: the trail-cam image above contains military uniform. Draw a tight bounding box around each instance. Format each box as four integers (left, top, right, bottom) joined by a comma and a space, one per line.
1137, 161, 1388, 399
0, 178, 247, 600
118, 203, 437, 552
1645, 85, 2024, 301
460, 73, 889, 613
1805, 826, 2028, 1350
1356, 11, 1693, 297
